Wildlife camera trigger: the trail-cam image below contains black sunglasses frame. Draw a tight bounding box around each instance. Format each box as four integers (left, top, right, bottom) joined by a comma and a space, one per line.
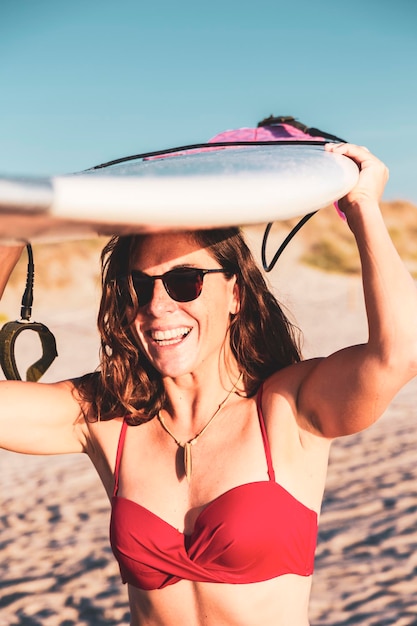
117, 267, 232, 307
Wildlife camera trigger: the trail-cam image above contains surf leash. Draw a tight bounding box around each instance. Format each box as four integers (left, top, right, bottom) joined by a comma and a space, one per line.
261, 211, 318, 272
0, 244, 58, 381
257, 116, 347, 272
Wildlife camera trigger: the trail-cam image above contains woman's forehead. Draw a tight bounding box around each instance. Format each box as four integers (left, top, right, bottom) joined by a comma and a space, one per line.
132, 232, 215, 270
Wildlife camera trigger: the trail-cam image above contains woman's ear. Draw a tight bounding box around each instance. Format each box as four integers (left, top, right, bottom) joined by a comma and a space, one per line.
230, 276, 240, 315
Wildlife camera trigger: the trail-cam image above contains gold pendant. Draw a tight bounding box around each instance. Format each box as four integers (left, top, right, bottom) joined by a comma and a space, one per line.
184, 442, 192, 483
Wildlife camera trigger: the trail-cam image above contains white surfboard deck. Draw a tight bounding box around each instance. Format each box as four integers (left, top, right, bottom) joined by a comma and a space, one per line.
0, 145, 359, 243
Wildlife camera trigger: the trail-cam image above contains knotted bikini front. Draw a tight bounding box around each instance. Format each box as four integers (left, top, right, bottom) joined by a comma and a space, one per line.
110, 388, 318, 590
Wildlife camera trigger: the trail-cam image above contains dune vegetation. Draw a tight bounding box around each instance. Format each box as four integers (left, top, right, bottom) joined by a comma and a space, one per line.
4, 201, 417, 299
272, 200, 417, 277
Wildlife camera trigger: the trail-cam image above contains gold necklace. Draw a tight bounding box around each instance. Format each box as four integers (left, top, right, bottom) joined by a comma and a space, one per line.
157, 373, 242, 482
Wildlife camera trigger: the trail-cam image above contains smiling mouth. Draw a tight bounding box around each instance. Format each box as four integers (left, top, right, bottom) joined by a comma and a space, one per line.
150, 327, 192, 346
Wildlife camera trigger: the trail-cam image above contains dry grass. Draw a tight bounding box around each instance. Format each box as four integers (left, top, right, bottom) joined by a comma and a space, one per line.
265, 200, 417, 277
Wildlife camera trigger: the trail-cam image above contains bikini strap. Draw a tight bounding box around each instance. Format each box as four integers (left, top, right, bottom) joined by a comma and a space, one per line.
256, 384, 276, 482
113, 419, 129, 497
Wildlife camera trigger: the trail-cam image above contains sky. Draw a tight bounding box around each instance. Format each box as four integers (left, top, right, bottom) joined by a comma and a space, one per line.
0, 0, 416, 202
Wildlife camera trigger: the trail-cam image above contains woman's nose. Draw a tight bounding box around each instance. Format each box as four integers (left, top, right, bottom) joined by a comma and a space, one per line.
146, 278, 176, 314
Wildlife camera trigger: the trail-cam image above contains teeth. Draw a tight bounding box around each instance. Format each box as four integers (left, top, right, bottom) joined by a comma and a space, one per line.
151, 327, 191, 344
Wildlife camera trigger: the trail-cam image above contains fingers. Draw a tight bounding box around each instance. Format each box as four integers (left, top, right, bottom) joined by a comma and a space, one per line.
325, 142, 389, 206
325, 143, 389, 177
325, 142, 371, 161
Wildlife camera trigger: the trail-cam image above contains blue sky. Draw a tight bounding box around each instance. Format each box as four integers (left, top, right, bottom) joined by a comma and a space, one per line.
0, 0, 416, 201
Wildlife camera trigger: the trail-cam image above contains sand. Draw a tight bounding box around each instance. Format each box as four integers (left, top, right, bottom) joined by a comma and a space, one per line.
0, 231, 416, 625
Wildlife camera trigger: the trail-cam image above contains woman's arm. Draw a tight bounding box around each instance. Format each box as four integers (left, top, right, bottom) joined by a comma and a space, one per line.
0, 379, 86, 454
0, 245, 86, 454
0, 245, 25, 298
297, 144, 417, 437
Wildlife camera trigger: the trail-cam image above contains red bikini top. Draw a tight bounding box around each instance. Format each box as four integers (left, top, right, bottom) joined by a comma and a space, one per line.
110, 388, 318, 590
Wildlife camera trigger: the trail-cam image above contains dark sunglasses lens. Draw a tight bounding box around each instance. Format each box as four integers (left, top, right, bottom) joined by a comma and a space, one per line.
130, 276, 154, 306
120, 269, 205, 306
165, 269, 203, 302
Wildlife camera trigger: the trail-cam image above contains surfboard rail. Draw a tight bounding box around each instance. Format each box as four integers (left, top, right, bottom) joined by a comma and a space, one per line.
0, 144, 359, 243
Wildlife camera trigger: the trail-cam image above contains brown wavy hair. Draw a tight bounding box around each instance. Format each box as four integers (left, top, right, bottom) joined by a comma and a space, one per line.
77, 228, 302, 423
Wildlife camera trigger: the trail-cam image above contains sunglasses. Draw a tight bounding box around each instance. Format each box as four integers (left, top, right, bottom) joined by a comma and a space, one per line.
118, 267, 231, 307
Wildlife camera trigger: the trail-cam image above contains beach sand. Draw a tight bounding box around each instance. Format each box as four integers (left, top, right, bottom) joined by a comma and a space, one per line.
0, 229, 416, 625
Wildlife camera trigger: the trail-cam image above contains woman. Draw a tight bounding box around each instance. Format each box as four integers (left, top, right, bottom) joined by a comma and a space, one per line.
1, 143, 416, 626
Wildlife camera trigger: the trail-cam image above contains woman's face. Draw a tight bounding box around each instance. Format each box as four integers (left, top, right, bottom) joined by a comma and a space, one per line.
130, 233, 239, 380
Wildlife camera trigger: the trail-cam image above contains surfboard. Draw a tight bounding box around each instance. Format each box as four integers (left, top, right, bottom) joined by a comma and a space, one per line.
0, 143, 359, 244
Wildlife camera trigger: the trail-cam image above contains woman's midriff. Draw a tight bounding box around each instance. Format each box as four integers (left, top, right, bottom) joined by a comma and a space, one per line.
127, 574, 313, 626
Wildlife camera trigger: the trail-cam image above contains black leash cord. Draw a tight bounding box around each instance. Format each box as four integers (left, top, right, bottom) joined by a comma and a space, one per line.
0, 245, 58, 381
261, 212, 318, 273
20, 243, 34, 320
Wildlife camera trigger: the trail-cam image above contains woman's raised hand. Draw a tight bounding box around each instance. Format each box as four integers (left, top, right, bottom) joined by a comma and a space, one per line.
325, 143, 389, 213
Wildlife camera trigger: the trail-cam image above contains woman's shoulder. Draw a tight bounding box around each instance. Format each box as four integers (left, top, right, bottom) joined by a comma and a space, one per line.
263, 357, 324, 396
260, 358, 330, 442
